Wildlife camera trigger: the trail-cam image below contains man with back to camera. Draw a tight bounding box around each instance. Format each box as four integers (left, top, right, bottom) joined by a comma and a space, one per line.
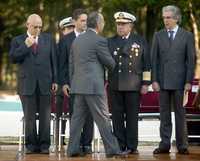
107, 11, 151, 154
58, 9, 94, 153
64, 11, 128, 158
151, 5, 195, 155
9, 14, 58, 154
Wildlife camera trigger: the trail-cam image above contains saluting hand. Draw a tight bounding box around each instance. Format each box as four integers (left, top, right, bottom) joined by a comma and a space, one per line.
25, 37, 35, 47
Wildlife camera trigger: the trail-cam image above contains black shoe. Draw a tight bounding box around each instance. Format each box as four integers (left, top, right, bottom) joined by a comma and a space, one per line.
67, 152, 86, 157
178, 149, 189, 155
40, 149, 49, 154
153, 148, 169, 154
25, 149, 36, 154
67, 153, 80, 157
126, 149, 139, 154
83, 146, 92, 154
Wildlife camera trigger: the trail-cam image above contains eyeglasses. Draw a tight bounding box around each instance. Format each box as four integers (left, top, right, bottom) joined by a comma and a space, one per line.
32, 25, 42, 29
162, 16, 174, 20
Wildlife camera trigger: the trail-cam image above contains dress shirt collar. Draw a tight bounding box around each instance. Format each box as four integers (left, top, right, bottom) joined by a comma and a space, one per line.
74, 28, 85, 37
88, 28, 97, 34
167, 25, 179, 38
121, 32, 130, 39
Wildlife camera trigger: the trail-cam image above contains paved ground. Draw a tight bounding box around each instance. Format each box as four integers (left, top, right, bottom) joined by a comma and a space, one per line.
1, 145, 200, 161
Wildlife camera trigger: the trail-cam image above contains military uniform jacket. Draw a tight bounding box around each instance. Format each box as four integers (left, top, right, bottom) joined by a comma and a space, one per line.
151, 27, 195, 90
108, 33, 151, 91
57, 31, 76, 86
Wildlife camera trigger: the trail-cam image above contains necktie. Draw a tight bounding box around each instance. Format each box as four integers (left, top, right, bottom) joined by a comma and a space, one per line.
168, 30, 174, 45
32, 42, 37, 54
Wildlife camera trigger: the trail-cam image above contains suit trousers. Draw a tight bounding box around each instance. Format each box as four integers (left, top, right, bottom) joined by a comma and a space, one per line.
159, 89, 188, 150
69, 94, 94, 147
56, 90, 66, 145
23, 84, 51, 151
19, 95, 25, 113
67, 94, 121, 155
109, 90, 140, 151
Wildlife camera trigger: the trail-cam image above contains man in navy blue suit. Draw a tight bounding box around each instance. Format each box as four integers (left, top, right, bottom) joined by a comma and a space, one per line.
9, 14, 58, 154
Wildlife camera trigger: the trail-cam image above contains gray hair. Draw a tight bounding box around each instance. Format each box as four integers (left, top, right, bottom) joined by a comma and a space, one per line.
162, 5, 182, 24
87, 12, 103, 29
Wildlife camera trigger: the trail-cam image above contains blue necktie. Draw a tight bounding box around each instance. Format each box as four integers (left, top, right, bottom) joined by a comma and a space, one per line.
168, 30, 174, 45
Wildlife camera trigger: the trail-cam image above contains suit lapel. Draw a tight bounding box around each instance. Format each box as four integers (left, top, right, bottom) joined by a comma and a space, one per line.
22, 34, 28, 41
171, 27, 183, 47
161, 30, 171, 48
122, 34, 137, 55
110, 36, 122, 52
37, 34, 44, 54
72, 31, 76, 39
161, 27, 183, 49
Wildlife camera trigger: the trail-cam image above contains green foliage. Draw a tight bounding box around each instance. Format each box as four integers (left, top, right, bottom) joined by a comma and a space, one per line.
0, 0, 200, 89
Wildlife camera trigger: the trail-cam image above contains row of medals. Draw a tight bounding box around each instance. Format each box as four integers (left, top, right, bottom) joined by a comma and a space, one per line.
113, 46, 140, 57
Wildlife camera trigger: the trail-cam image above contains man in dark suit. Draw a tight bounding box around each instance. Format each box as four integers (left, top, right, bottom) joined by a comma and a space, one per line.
107, 12, 151, 154
65, 12, 125, 158
151, 5, 195, 155
55, 16, 74, 147
59, 9, 94, 153
9, 14, 58, 154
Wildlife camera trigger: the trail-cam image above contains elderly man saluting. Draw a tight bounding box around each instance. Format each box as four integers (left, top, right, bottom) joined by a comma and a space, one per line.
9, 14, 57, 154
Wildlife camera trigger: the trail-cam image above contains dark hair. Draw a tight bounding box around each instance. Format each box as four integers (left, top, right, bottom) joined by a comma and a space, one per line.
87, 12, 101, 29
72, 8, 87, 20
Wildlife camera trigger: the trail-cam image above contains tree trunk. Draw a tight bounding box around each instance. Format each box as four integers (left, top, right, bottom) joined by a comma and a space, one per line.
189, 0, 200, 78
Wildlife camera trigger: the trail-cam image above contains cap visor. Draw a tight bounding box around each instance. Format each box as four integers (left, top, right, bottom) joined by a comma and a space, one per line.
116, 19, 132, 23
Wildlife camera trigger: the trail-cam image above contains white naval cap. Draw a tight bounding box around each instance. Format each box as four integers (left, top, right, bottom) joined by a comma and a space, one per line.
59, 17, 74, 29
114, 12, 136, 23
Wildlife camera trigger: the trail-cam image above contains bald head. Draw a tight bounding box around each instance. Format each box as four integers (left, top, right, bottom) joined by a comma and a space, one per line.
26, 14, 43, 37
